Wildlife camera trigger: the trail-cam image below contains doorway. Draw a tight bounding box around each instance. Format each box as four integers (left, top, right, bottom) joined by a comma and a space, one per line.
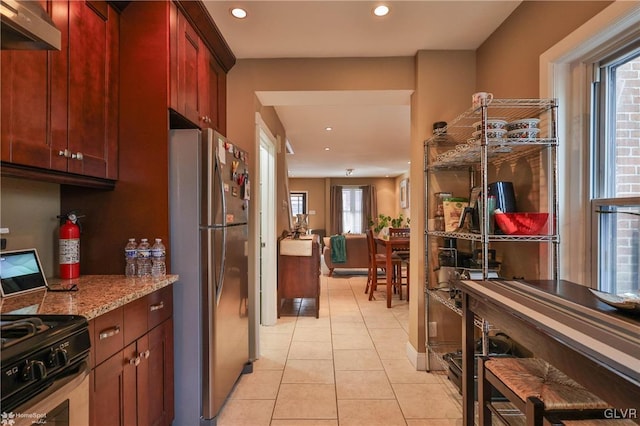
258, 117, 277, 327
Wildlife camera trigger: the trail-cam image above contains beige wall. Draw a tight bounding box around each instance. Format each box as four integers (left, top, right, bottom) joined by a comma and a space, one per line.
288, 178, 326, 232
289, 177, 400, 235
412, 50, 477, 364
475, 1, 610, 279
0, 177, 60, 278
476, 1, 611, 97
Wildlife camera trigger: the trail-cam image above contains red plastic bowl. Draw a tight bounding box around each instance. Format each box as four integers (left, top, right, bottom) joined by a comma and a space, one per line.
494, 213, 549, 235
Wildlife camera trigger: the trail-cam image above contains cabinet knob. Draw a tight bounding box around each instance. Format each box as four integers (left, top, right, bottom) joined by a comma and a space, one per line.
58, 149, 71, 158
129, 356, 141, 367
71, 152, 83, 161
141, 349, 150, 360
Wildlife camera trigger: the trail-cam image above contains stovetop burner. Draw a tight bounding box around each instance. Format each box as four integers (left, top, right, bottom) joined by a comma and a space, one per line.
0, 314, 91, 413
0, 317, 51, 349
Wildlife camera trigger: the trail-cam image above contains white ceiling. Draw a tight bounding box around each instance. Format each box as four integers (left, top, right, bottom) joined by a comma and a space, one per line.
204, 1, 522, 178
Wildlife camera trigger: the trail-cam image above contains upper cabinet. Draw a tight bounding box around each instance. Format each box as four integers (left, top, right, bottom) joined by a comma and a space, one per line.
0, 44, 50, 169
65, 0, 119, 179
198, 39, 226, 131
170, 4, 200, 125
169, 2, 228, 132
1, 0, 119, 188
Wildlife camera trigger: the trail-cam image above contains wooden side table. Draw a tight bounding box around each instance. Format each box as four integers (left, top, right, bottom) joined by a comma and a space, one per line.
277, 234, 321, 318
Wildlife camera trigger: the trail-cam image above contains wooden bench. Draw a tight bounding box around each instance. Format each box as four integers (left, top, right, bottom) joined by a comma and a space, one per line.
479, 357, 611, 426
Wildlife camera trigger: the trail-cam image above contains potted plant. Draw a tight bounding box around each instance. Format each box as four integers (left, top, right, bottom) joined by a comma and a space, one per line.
369, 214, 409, 238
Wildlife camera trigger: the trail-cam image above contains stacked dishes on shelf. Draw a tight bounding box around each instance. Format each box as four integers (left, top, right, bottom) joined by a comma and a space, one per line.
506, 118, 540, 139
433, 117, 545, 165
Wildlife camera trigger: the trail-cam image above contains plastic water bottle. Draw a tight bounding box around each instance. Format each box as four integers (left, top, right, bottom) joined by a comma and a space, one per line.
137, 238, 152, 277
124, 238, 137, 277
151, 238, 166, 278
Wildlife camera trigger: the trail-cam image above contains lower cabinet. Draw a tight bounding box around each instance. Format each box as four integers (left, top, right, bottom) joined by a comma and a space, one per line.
90, 286, 173, 426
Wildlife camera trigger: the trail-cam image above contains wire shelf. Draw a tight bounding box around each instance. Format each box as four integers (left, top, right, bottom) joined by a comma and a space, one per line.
427, 288, 487, 330
425, 139, 557, 171
426, 341, 461, 371
426, 230, 558, 243
424, 98, 558, 146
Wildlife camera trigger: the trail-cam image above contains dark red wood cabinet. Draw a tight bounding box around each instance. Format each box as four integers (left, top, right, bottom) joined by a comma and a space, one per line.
170, 4, 200, 125
170, 3, 227, 131
1, 0, 52, 169
198, 40, 227, 132
0, 49, 50, 168
89, 286, 174, 426
64, 0, 119, 179
0, 0, 119, 184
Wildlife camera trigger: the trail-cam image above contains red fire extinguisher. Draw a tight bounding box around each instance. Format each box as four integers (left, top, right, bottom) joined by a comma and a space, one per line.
59, 212, 81, 279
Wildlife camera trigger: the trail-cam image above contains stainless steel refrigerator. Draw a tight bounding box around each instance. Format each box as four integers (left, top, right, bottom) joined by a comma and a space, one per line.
169, 128, 251, 425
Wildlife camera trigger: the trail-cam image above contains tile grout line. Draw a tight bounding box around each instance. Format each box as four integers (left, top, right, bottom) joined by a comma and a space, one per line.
351, 277, 410, 426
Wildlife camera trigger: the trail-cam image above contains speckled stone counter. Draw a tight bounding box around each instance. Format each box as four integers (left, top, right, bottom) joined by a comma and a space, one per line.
0, 275, 179, 320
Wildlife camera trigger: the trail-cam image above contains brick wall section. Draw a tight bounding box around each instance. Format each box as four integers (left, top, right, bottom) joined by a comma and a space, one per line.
614, 57, 640, 291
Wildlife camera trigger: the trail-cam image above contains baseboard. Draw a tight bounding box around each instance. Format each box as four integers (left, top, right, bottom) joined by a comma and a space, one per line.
406, 341, 427, 371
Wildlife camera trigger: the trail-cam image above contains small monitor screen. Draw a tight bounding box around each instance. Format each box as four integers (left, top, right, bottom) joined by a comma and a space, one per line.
0, 249, 48, 297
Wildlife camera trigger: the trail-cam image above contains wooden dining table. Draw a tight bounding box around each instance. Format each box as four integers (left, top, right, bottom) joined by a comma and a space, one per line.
374, 236, 410, 308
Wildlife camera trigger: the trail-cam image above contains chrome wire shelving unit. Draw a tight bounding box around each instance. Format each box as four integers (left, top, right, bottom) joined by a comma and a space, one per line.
424, 98, 560, 372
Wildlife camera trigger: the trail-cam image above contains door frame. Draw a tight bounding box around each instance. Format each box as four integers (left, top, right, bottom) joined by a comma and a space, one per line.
256, 113, 278, 333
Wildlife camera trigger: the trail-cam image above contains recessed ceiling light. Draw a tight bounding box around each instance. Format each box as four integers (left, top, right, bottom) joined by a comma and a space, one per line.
373, 5, 389, 17
230, 8, 247, 19
324, 147, 330, 151
325, 126, 333, 131
407, 161, 411, 164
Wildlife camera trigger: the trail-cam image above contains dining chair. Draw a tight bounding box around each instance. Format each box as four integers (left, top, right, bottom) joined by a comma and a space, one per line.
365, 228, 403, 300
389, 228, 410, 301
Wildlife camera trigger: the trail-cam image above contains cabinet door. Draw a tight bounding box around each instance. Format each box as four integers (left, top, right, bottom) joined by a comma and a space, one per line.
67, 0, 119, 178
175, 9, 200, 124
198, 42, 226, 132
147, 319, 174, 426
92, 350, 125, 426
0, 1, 51, 169
134, 335, 150, 426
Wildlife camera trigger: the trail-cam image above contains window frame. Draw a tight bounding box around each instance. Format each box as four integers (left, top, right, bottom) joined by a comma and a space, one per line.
290, 191, 308, 217
341, 186, 364, 234
590, 42, 640, 292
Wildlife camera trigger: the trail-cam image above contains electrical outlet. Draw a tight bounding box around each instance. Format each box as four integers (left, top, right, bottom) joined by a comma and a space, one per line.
428, 322, 437, 337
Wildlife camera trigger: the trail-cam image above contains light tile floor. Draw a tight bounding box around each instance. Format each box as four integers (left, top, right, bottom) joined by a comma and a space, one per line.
217, 273, 463, 426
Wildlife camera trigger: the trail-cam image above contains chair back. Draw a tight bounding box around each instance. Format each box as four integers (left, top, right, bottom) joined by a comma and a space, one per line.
389, 228, 410, 238
365, 228, 377, 262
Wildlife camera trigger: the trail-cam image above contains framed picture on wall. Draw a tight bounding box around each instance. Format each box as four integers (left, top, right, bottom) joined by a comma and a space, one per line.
400, 178, 409, 209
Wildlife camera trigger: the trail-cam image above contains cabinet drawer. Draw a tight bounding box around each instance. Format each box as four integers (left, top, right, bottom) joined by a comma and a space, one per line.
94, 307, 124, 366
124, 295, 148, 346
148, 285, 173, 330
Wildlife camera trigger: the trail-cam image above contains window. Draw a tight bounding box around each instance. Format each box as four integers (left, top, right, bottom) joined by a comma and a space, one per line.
342, 187, 363, 234
290, 191, 307, 217
592, 43, 640, 293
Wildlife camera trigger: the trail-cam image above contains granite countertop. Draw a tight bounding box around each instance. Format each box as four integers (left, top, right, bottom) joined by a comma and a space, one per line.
0, 275, 179, 320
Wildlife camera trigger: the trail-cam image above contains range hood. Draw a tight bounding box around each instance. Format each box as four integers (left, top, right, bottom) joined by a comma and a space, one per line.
1, 0, 61, 50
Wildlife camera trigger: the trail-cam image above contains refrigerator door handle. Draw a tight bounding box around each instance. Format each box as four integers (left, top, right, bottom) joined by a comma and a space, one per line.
217, 226, 227, 305
214, 146, 227, 305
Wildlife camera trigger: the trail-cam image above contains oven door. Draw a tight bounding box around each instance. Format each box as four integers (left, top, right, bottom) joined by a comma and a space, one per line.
8, 360, 89, 426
